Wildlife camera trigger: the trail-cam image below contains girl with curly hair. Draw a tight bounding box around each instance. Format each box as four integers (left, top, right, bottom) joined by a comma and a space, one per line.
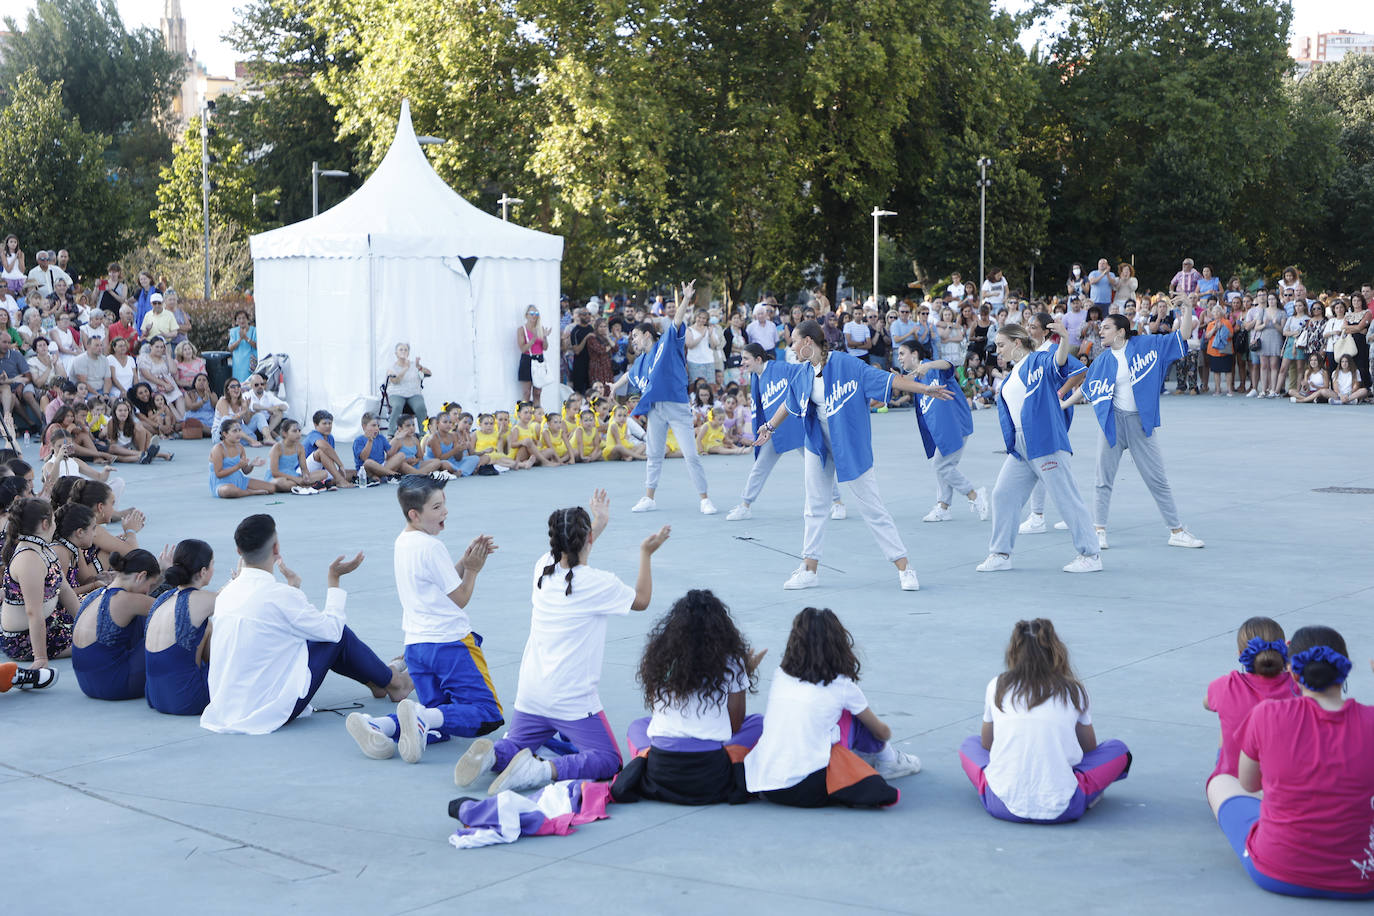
613, 589, 765, 805
744, 607, 919, 808
453, 490, 670, 796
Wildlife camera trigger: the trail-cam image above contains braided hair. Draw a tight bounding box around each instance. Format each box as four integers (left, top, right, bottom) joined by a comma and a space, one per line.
538, 506, 592, 596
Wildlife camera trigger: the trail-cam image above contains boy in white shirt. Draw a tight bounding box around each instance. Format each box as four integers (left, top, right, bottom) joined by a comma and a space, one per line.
345, 476, 502, 764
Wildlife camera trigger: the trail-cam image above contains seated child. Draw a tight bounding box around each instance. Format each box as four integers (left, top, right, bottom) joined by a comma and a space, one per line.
1203, 617, 1295, 788
345, 476, 503, 764
958, 618, 1131, 823
614, 589, 764, 805
453, 490, 669, 795
745, 607, 920, 808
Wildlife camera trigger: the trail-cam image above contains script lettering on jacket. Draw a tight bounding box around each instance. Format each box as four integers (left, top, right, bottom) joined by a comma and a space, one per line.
1023, 364, 1044, 398
824, 378, 859, 417
1128, 349, 1157, 385
761, 377, 789, 411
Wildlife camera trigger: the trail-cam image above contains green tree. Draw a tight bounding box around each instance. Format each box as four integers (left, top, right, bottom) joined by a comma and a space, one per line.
1026, 0, 1293, 288
0, 0, 182, 134
153, 117, 264, 262
0, 71, 122, 271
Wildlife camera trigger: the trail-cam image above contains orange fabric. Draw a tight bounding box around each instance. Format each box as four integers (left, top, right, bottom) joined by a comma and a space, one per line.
825, 743, 879, 794
0, 661, 16, 692
724, 744, 751, 764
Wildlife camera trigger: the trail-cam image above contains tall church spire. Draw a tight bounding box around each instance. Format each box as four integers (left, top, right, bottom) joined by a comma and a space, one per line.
161, 0, 187, 57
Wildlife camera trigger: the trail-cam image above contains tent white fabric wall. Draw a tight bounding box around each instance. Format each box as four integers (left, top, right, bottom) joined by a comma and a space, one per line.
249, 101, 563, 436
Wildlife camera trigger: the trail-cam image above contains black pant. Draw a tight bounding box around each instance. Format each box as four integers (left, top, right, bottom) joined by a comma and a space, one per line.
1355, 335, 1372, 389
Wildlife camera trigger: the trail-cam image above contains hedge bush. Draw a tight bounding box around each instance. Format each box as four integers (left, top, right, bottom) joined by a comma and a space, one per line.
184, 299, 255, 355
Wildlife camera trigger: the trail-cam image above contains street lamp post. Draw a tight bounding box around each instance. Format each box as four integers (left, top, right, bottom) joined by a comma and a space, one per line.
311, 161, 351, 218
871, 207, 896, 311
976, 156, 993, 298
200, 100, 214, 299
498, 194, 524, 221
1030, 248, 1040, 301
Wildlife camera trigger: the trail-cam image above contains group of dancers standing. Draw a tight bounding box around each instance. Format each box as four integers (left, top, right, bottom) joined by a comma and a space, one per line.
621, 283, 1206, 588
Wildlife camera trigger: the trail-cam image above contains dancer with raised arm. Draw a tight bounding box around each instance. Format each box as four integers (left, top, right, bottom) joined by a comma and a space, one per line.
725, 344, 844, 521
610, 280, 716, 515
1066, 299, 1204, 550
754, 320, 952, 591
976, 322, 1101, 574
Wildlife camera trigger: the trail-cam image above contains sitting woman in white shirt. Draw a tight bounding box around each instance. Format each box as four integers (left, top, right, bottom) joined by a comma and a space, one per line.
958, 618, 1131, 823
614, 588, 765, 805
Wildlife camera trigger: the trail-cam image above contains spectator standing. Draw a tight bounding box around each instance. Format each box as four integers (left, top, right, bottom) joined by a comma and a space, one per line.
980, 268, 1009, 307
844, 309, 871, 361
1086, 260, 1114, 311
566, 307, 594, 394
946, 272, 966, 300
1347, 291, 1371, 390
1204, 304, 1235, 396
228, 310, 257, 382
132, 271, 155, 331
95, 264, 128, 319
1, 234, 25, 293
1065, 264, 1086, 301
1196, 266, 1221, 305
746, 304, 779, 351
1109, 263, 1137, 313
516, 306, 550, 403
1168, 258, 1201, 296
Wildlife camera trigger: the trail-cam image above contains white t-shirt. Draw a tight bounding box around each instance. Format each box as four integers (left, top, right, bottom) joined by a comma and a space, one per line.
843, 320, 870, 357
946, 282, 965, 300
744, 669, 869, 792
1001, 357, 1029, 429
513, 553, 635, 719
981, 278, 1008, 305
647, 660, 748, 742
393, 528, 466, 645
685, 326, 714, 364
1110, 344, 1136, 411
981, 676, 1091, 820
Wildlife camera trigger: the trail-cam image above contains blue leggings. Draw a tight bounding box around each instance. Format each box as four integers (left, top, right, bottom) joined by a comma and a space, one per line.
1218, 796, 1374, 900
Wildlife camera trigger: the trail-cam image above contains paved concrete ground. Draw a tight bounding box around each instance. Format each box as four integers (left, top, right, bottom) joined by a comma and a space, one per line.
3, 397, 1370, 914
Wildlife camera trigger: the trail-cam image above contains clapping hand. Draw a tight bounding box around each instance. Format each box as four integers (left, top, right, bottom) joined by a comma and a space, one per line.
459, 535, 497, 574
329, 552, 365, 579
276, 556, 301, 588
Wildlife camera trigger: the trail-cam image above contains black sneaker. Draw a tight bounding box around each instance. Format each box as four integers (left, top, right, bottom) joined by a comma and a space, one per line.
14, 667, 58, 689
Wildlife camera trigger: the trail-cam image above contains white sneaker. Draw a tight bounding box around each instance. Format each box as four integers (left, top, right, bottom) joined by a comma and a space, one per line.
1053, 520, 1069, 530
867, 744, 922, 780
345, 713, 396, 760
1290, 396, 1298, 403
726, 503, 752, 521
487, 748, 554, 796
830, 502, 847, 520
1168, 528, 1205, 548
1096, 528, 1110, 550
396, 698, 428, 764
631, 496, 657, 512
970, 487, 989, 521
1019, 513, 1046, 535
1246, 389, 1258, 398
1063, 554, 1103, 573
976, 553, 1012, 572
922, 505, 952, 523
453, 738, 495, 787
783, 566, 819, 590
700, 498, 718, 515
898, 568, 920, 591
1331, 398, 1344, 405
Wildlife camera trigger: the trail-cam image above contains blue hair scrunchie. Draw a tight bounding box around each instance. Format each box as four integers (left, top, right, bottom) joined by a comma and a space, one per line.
1290, 646, 1353, 690
1238, 637, 1288, 673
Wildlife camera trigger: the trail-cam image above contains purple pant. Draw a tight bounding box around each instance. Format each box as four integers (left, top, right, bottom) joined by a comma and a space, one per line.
493, 709, 623, 781
958, 734, 1131, 823
625, 714, 764, 755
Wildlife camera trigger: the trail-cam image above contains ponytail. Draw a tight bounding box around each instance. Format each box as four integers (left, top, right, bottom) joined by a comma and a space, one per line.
54, 503, 95, 539
2, 497, 52, 565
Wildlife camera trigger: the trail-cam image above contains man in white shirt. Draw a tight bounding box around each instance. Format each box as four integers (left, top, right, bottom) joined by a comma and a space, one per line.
246, 373, 290, 433
27, 250, 71, 298
844, 310, 871, 359
746, 304, 779, 350
946, 272, 966, 301
201, 514, 412, 735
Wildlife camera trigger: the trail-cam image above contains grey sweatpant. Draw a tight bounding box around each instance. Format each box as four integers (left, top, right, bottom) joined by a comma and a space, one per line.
1094, 408, 1182, 529
989, 433, 1097, 558
1029, 481, 1047, 515
741, 443, 840, 505
802, 447, 906, 563
933, 446, 974, 507
644, 400, 708, 495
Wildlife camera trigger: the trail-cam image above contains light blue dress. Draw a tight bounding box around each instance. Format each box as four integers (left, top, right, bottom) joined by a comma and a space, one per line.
229, 325, 256, 381
209, 452, 249, 497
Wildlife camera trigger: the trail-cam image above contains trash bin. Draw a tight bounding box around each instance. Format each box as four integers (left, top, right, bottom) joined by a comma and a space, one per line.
203, 350, 232, 395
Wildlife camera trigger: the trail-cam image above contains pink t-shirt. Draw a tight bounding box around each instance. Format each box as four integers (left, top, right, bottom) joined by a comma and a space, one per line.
1204, 670, 1296, 782
1239, 696, 1374, 894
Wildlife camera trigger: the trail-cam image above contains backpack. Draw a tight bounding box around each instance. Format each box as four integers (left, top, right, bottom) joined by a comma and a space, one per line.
255, 353, 289, 397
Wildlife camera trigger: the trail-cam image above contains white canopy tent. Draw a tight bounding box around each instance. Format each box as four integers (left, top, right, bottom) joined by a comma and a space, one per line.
249, 100, 563, 435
